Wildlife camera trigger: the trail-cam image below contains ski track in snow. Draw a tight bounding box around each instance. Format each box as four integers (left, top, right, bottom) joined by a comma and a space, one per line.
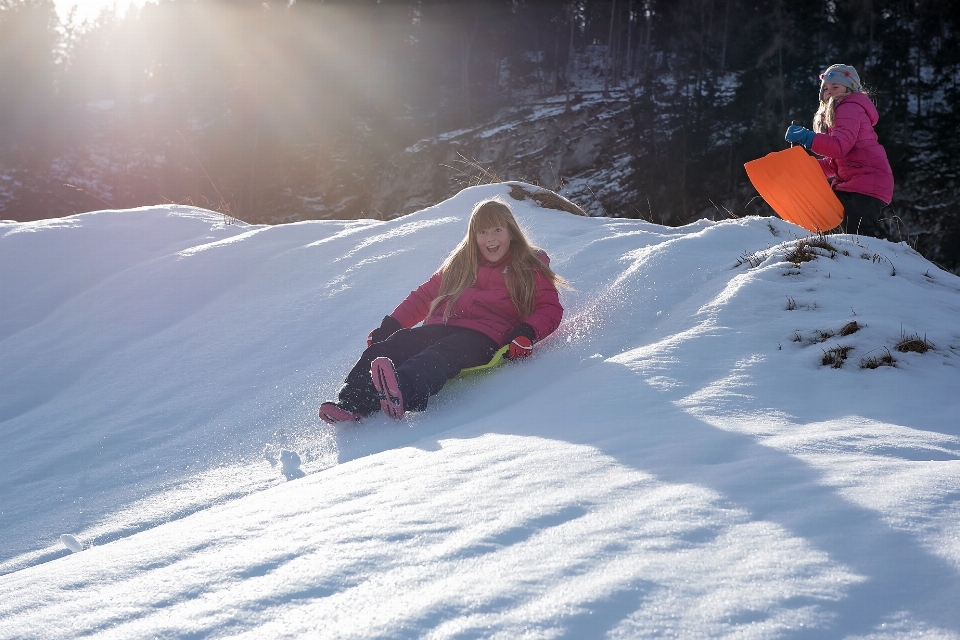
1, 184, 960, 638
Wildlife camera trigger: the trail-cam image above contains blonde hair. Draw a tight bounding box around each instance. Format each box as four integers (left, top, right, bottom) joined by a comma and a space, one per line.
813, 85, 870, 133
428, 199, 568, 322
813, 95, 844, 133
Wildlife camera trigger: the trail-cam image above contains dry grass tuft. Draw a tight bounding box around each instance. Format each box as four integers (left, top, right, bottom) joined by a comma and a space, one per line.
735, 250, 766, 268
861, 349, 896, 369
895, 332, 933, 354
821, 345, 853, 368
808, 236, 838, 253
839, 321, 861, 336
449, 153, 504, 186
870, 252, 897, 276
784, 240, 818, 265
784, 236, 837, 265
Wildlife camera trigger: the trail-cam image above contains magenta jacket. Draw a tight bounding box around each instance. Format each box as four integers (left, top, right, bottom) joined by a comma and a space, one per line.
810, 93, 894, 204
390, 253, 564, 346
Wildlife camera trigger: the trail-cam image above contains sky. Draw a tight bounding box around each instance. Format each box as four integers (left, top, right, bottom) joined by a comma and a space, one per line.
1, 183, 960, 637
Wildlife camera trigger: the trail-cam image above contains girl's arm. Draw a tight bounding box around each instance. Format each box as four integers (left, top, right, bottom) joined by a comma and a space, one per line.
523, 270, 564, 342
390, 271, 443, 328
811, 102, 866, 159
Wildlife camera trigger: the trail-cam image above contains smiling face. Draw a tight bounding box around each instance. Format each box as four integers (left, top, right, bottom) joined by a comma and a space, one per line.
475, 224, 511, 263
821, 82, 852, 101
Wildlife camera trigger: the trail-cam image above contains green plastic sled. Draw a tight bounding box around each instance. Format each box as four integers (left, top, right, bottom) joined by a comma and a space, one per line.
458, 345, 510, 377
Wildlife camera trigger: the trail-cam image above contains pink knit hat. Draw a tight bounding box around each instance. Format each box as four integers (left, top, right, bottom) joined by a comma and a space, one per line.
819, 64, 862, 100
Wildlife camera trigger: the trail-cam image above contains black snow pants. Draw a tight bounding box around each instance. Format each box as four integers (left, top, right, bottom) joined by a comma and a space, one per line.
836, 191, 887, 238
337, 324, 498, 415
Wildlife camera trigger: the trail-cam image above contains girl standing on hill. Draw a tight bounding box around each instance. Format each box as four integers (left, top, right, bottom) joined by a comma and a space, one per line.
319, 198, 566, 423
784, 64, 894, 237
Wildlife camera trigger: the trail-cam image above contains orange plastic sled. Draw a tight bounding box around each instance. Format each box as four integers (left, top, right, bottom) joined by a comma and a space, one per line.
744, 145, 844, 233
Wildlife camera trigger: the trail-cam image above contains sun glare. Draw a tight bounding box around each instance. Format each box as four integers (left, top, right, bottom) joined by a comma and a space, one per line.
55, 0, 150, 24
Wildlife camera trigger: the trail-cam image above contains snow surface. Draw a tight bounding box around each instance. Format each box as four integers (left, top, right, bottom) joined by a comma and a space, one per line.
2, 184, 960, 638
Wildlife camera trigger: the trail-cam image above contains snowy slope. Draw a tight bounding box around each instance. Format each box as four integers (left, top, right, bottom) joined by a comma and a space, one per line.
1, 184, 960, 638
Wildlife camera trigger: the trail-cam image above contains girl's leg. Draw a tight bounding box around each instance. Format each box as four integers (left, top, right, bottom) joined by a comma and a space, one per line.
394, 328, 498, 411
836, 191, 886, 238
337, 325, 451, 415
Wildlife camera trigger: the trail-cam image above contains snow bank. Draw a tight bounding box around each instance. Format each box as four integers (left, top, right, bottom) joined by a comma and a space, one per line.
1, 185, 959, 638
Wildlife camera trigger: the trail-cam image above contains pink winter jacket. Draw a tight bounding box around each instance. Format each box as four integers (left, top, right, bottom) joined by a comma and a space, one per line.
389, 253, 564, 346
810, 93, 894, 204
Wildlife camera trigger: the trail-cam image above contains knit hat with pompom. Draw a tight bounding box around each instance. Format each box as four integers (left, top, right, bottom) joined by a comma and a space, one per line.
819, 64, 862, 100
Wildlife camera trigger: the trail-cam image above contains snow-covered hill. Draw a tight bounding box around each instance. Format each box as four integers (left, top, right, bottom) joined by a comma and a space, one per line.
2, 183, 960, 638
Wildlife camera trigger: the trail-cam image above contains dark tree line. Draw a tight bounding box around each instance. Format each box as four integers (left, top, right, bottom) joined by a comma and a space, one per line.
623, 0, 960, 267
1, 0, 958, 268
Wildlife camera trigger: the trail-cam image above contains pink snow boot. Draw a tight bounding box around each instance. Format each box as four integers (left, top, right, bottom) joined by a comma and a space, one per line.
370, 357, 405, 419
319, 402, 363, 424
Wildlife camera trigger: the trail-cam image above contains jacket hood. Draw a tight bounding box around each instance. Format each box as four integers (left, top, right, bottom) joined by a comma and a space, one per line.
839, 93, 879, 126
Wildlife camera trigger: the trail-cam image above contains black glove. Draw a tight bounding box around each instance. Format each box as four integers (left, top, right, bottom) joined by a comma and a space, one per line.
367, 315, 402, 347
503, 323, 537, 360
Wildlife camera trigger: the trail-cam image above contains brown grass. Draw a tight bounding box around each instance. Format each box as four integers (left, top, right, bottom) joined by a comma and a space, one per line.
784, 240, 817, 265
821, 345, 853, 368
861, 350, 896, 369
784, 236, 838, 265
735, 250, 766, 268
895, 333, 933, 354
808, 236, 838, 252
839, 321, 861, 336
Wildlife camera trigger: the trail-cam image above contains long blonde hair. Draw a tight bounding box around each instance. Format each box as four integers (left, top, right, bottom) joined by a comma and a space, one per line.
813, 86, 869, 133
813, 95, 844, 133
428, 199, 568, 322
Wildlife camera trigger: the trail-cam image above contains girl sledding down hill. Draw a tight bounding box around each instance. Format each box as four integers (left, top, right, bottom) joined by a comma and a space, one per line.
320, 199, 567, 423
784, 64, 895, 237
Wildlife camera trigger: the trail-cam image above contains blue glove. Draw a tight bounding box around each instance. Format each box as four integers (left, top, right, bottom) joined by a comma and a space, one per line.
784, 125, 815, 149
